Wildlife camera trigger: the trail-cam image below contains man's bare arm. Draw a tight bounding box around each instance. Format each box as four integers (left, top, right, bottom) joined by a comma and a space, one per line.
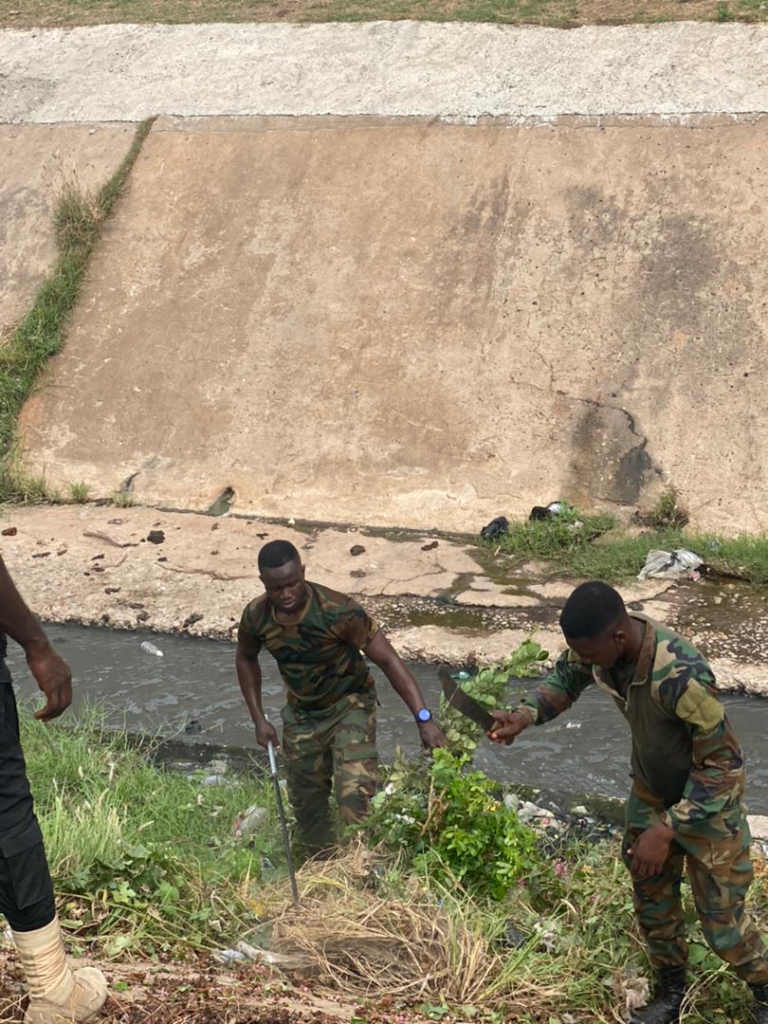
236, 645, 278, 748
0, 555, 72, 721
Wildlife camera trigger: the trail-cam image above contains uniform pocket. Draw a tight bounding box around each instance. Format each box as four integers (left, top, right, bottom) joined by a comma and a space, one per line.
0, 821, 52, 910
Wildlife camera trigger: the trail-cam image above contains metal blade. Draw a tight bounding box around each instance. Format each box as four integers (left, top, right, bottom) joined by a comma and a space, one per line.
439, 666, 496, 732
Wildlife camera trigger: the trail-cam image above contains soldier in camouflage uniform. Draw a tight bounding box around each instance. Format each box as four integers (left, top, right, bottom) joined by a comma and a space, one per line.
236, 540, 446, 857
489, 580, 768, 1024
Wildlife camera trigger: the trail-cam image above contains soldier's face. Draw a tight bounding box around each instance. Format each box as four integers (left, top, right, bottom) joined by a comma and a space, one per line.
567, 628, 627, 670
260, 560, 307, 614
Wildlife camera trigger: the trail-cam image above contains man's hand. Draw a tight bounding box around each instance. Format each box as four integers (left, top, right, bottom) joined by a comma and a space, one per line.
254, 718, 279, 750
628, 822, 675, 879
488, 710, 529, 745
418, 720, 447, 750
27, 642, 72, 722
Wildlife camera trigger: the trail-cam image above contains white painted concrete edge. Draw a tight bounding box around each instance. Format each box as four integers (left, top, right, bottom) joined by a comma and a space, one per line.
1, 22, 768, 124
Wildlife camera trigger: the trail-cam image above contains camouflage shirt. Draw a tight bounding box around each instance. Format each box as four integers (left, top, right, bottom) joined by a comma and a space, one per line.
237, 582, 379, 711
518, 616, 745, 835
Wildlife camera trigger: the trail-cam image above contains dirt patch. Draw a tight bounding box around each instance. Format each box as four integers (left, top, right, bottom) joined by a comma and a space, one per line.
0, 952, 364, 1024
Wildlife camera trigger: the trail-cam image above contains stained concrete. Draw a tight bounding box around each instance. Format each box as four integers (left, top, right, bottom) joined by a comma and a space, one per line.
1, 503, 764, 695
0, 124, 136, 338
18, 116, 768, 533
2, 23, 768, 124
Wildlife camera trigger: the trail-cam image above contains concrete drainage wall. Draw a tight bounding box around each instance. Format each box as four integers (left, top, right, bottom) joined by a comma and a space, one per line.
3, 25, 768, 534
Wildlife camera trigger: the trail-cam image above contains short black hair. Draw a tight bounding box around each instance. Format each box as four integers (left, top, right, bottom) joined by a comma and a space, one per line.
559, 581, 626, 640
258, 539, 301, 572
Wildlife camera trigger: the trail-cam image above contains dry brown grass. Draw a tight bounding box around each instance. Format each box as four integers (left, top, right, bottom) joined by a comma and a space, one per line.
264, 845, 564, 1012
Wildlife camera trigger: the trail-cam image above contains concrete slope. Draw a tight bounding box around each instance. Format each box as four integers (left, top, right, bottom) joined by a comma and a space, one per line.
1, 22, 768, 124
0, 124, 136, 338
18, 116, 768, 532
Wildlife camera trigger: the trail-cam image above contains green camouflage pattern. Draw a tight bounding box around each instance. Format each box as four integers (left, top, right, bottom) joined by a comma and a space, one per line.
518, 616, 745, 831
238, 583, 379, 711
281, 691, 378, 856
623, 783, 768, 984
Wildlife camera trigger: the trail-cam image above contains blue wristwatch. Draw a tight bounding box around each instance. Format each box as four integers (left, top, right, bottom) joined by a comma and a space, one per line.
415, 708, 433, 724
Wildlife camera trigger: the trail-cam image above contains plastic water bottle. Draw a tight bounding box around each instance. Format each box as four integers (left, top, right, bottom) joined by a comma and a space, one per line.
140, 640, 163, 658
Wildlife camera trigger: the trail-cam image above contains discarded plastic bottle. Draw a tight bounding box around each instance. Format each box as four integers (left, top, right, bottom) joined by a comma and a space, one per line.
140, 640, 163, 658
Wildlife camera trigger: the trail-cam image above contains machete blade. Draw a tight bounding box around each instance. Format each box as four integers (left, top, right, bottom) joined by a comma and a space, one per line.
439, 665, 497, 733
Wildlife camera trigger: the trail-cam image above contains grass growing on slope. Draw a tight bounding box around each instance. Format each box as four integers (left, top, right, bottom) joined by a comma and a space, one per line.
0, 118, 154, 505
19, 709, 279, 954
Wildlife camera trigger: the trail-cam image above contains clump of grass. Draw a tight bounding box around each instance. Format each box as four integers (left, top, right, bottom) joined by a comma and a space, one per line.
110, 488, 135, 508
635, 486, 688, 529
66, 480, 91, 503
485, 502, 616, 563
0, 118, 155, 505
20, 709, 278, 953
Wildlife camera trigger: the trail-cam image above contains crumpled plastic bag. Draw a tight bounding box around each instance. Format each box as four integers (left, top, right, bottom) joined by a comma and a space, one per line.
637, 548, 702, 581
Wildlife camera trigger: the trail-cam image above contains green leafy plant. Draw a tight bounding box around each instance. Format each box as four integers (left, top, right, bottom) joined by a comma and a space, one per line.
439, 639, 548, 753
364, 748, 540, 899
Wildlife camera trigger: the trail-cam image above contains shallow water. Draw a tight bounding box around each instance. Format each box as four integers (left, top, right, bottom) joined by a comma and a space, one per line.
7, 623, 768, 812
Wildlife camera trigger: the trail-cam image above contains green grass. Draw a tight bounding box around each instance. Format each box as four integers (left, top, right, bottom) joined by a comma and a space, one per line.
66, 480, 91, 503
0, 118, 154, 506
18, 710, 280, 954
10, 713, 768, 1022
484, 504, 768, 585
1, 0, 767, 28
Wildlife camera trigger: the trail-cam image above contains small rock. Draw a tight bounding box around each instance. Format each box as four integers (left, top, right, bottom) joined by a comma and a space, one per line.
92, 565, 106, 573
210, 550, 219, 556
256, 532, 268, 539
146, 530, 165, 544
107, 518, 125, 525
92, 554, 104, 561
350, 544, 366, 556
136, 612, 150, 623
1, 527, 17, 537
157, 556, 168, 563
421, 541, 439, 551
211, 523, 219, 531
128, 602, 145, 610
183, 613, 204, 629
32, 552, 50, 558
104, 587, 121, 594
184, 720, 202, 735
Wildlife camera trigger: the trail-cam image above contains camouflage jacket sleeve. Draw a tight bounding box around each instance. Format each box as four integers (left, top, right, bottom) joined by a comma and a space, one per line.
236, 602, 262, 659
518, 649, 594, 724
655, 669, 745, 834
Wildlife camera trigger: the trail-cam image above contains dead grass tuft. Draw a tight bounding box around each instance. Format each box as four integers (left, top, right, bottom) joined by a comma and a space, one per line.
266, 845, 564, 1011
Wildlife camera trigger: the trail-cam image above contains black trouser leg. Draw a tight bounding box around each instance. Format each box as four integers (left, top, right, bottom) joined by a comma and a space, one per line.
0, 662, 56, 932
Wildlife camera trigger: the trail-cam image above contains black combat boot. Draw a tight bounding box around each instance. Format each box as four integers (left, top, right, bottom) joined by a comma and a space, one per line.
749, 983, 768, 1023
630, 966, 687, 1024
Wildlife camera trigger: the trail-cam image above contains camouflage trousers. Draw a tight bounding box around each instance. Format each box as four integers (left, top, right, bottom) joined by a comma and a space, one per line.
622, 782, 768, 984
280, 692, 378, 857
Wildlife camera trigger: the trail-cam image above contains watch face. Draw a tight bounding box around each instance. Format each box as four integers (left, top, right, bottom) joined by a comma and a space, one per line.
417, 709, 432, 722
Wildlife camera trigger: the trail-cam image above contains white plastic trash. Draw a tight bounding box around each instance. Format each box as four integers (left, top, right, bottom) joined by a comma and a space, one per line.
140, 640, 164, 657
637, 549, 702, 581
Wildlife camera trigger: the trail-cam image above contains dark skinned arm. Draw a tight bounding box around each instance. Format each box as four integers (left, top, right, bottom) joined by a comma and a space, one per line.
364, 631, 446, 750
0, 555, 72, 721
235, 644, 279, 749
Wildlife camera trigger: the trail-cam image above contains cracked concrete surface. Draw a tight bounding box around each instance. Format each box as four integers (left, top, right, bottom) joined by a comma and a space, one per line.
2, 504, 766, 696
